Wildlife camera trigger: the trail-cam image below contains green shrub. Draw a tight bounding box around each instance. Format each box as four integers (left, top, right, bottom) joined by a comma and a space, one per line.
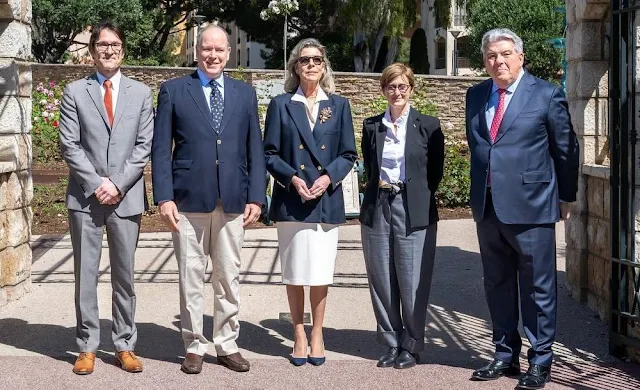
436, 142, 470, 208
32, 81, 64, 163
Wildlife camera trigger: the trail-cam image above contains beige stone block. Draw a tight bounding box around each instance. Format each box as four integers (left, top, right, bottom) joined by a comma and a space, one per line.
603, 180, 610, 220
587, 175, 604, 218
568, 98, 608, 136
0, 21, 31, 60
16, 133, 31, 171
581, 135, 610, 165
587, 254, 609, 312
0, 208, 29, 248
0, 59, 31, 97
566, 61, 608, 99
0, 242, 31, 287
20, 0, 31, 23
564, 248, 588, 302
0, 171, 32, 210
0, 96, 31, 134
567, 22, 605, 62
0, 133, 31, 174
575, 1, 610, 21
565, 215, 588, 251
587, 217, 610, 259
570, 174, 589, 215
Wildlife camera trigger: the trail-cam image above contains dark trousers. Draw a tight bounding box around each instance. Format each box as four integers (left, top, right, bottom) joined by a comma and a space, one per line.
476, 191, 557, 367
361, 191, 438, 353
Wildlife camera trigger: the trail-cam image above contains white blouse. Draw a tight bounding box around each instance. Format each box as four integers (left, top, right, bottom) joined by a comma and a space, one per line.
379, 105, 410, 184
291, 86, 329, 131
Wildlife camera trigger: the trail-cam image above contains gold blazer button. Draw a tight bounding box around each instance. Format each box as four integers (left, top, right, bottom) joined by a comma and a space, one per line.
299, 144, 304, 149
300, 164, 305, 170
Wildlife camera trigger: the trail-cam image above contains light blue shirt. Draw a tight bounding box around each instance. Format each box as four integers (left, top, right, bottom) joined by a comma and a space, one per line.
485, 69, 525, 130
197, 69, 225, 110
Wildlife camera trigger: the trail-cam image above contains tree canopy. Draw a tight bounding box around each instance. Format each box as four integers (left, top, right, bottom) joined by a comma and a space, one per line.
465, 0, 564, 81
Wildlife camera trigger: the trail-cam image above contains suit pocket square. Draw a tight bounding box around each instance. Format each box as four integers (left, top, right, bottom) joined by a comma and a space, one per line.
522, 170, 551, 183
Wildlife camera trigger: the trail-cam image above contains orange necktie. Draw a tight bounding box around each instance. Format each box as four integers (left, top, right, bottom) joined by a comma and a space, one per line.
103, 79, 114, 126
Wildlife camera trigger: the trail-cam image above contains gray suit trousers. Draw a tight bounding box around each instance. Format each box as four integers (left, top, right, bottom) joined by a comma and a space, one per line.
69, 209, 141, 352
361, 191, 437, 353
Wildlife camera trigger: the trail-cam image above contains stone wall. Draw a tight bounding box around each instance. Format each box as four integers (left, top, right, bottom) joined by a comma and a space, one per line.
0, 0, 33, 306
32, 64, 484, 135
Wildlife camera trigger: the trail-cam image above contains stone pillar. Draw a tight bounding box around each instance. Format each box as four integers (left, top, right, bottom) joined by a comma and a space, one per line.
564, 0, 610, 313
0, 0, 33, 306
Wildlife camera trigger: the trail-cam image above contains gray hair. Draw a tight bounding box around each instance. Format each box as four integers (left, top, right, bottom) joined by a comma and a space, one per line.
196, 23, 230, 48
481, 28, 524, 57
285, 38, 336, 94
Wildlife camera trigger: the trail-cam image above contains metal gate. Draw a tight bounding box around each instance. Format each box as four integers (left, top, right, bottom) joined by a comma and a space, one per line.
610, 0, 640, 356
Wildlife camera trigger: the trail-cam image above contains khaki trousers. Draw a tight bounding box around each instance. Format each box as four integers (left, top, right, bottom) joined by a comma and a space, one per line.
172, 203, 244, 356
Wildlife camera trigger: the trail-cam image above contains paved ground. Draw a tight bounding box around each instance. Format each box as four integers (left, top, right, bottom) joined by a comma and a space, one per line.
1, 220, 639, 389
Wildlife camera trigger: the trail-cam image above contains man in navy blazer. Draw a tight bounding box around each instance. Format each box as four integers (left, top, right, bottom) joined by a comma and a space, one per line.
465, 29, 579, 389
151, 24, 265, 374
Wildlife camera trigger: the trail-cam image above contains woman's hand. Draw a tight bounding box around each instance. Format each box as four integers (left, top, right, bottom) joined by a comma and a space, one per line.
309, 174, 331, 198
291, 176, 316, 201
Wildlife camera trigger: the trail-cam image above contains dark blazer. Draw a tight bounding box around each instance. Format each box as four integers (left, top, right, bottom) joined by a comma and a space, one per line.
152, 72, 266, 213
465, 72, 579, 224
359, 107, 445, 229
264, 92, 358, 224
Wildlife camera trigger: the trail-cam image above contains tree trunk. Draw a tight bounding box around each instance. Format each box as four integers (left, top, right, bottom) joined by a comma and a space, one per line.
385, 36, 398, 67
353, 30, 369, 72
368, 24, 386, 72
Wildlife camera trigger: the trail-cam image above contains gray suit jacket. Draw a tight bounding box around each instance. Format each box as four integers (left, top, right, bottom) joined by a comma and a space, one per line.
59, 73, 154, 217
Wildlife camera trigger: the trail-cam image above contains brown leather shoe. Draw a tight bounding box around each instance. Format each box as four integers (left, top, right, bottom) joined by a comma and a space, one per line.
217, 352, 250, 372
116, 351, 143, 373
181, 353, 204, 374
72, 352, 96, 375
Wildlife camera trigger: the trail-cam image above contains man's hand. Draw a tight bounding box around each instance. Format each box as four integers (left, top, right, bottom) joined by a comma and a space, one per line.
560, 202, 571, 220
309, 174, 331, 198
243, 202, 262, 228
95, 177, 121, 205
159, 201, 180, 232
291, 176, 315, 201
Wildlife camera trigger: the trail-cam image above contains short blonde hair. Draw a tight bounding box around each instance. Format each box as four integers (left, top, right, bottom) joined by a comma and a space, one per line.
285, 38, 336, 94
379, 63, 415, 89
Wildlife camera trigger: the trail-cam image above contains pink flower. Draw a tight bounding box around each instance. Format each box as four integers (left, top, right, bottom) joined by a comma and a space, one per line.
42, 88, 49, 95
48, 91, 54, 97
49, 81, 56, 88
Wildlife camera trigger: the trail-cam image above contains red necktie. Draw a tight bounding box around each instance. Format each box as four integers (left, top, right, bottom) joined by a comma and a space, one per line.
489, 88, 506, 142
103, 79, 114, 126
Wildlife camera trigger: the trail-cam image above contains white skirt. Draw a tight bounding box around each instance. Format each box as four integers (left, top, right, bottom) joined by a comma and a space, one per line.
277, 221, 339, 286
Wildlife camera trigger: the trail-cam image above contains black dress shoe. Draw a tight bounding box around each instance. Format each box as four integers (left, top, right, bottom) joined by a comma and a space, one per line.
377, 347, 399, 368
517, 364, 551, 389
471, 358, 520, 380
393, 350, 418, 369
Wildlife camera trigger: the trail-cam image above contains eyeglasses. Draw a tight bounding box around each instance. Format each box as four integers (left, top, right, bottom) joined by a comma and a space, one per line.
384, 84, 411, 94
95, 42, 123, 53
297, 56, 324, 66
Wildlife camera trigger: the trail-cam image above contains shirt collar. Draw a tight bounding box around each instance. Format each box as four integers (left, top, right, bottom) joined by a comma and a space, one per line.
291, 86, 329, 104
96, 70, 122, 88
382, 104, 411, 127
197, 68, 225, 88
491, 69, 525, 95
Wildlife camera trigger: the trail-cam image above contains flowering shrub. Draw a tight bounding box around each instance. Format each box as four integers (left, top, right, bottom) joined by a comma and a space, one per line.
259, 0, 299, 20
32, 81, 64, 163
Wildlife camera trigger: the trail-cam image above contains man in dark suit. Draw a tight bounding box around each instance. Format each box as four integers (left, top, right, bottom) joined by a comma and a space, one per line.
59, 21, 153, 375
465, 28, 579, 389
151, 24, 265, 374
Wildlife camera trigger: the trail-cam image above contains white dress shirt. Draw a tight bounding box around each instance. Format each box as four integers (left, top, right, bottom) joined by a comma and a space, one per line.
96, 71, 122, 117
380, 105, 410, 184
291, 86, 329, 131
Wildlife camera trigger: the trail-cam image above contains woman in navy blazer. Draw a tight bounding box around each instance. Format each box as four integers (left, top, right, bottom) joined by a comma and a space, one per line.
359, 63, 445, 369
263, 38, 357, 366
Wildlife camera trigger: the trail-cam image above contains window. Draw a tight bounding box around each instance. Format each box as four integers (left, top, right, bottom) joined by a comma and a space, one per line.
436, 37, 446, 69
247, 48, 250, 67
454, 1, 467, 27
237, 49, 241, 67
457, 36, 471, 68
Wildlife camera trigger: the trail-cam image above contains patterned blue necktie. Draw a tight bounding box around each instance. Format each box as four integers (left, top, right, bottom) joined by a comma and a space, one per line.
209, 79, 223, 133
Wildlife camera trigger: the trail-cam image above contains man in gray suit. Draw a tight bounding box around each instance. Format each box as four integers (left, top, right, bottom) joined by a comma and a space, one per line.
59, 21, 154, 375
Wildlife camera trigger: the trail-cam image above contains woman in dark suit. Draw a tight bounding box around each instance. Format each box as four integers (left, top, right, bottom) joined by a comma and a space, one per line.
359, 63, 445, 369
263, 38, 357, 366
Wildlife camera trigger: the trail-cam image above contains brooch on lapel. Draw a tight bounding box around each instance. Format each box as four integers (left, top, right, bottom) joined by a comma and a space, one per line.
319, 107, 332, 123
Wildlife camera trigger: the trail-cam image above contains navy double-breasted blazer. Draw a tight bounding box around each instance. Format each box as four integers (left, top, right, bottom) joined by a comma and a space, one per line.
263, 92, 358, 224
151, 72, 266, 213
